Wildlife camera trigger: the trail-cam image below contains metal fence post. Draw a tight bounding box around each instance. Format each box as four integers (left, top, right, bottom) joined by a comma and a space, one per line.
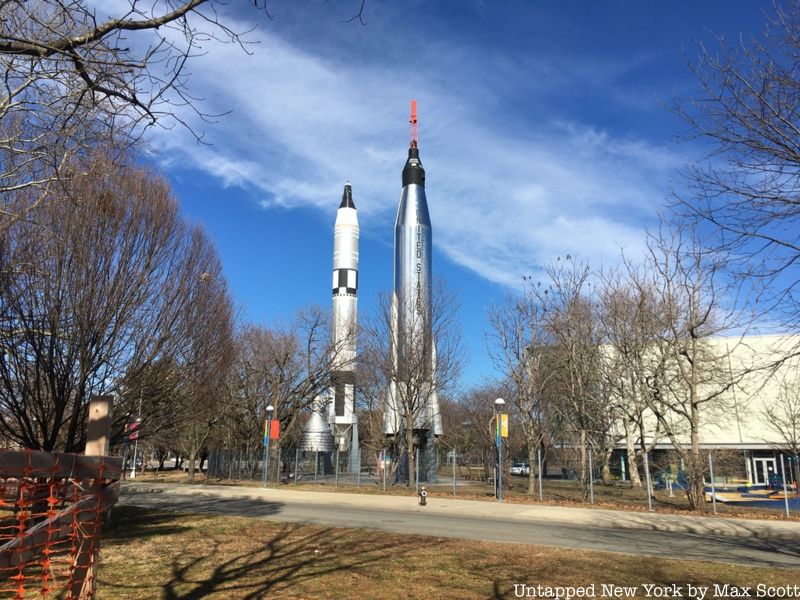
382, 448, 387, 491
294, 448, 299, 483
314, 450, 318, 483
415, 448, 420, 494
708, 452, 717, 515
780, 453, 791, 518
588, 445, 595, 504
357, 449, 362, 487
497, 443, 503, 503
335, 447, 340, 487
452, 445, 457, 496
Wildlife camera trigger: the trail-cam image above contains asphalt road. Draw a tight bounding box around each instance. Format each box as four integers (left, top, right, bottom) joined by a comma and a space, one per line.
118, 491, 800, 569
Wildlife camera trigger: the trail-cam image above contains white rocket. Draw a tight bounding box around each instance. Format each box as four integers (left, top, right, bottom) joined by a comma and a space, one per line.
300, 183, 360, 472
331, 183, 359, 428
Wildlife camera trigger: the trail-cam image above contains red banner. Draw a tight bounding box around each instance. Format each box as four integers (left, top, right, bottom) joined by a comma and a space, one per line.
128, 419, 140, 441
269, 420, 280, 440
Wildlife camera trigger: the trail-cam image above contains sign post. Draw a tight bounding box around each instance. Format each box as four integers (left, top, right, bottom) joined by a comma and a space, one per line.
129, 417, 141, 479
262, 405, 274, 487
494, 398, 506, 503
708, 452, 717, 515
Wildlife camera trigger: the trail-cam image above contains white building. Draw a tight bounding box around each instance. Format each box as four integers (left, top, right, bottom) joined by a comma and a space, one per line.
616, 334, 799, 485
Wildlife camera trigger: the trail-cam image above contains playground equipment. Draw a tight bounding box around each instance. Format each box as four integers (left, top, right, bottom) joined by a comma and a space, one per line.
704, 478, 799, 509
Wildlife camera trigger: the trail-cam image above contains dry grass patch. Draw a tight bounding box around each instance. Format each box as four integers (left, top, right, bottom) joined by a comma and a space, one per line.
96, 506, 797, 599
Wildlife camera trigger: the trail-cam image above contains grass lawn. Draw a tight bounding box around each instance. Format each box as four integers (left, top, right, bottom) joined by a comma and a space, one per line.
96, 506, 798, 600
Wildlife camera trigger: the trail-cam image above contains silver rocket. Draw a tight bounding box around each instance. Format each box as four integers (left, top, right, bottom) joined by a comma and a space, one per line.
384, 101, 443, 437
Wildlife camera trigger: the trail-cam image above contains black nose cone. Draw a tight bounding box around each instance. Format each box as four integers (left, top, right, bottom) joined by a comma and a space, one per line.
402, 147, 425, 187
340, 183, 356, 209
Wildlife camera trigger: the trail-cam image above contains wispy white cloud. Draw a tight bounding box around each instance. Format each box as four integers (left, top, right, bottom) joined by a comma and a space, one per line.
148, 9, 687, 288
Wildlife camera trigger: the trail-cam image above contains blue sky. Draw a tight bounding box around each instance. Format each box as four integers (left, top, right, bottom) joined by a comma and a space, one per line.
135, 0, 767, 388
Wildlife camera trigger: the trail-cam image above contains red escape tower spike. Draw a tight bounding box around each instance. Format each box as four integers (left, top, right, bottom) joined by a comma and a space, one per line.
410, 99, 418, 149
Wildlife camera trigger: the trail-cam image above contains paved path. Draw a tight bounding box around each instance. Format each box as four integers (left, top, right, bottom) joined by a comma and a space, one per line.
119, 482, 800, 569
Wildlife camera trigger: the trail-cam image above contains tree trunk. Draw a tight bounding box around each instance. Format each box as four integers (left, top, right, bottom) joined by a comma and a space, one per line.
199, 450, 208, 472
623, 417, 642, 487
541, 440, 549, 482
270, 439, 282, 483
601, 444, 613, 485
579, 428, 588, 501
686, 338, 706, 511
405, 419, 415, 487
527, 443, 538, 495
187, 448, 197, 483
688, 400, 704, 511
186, 423, 212, 484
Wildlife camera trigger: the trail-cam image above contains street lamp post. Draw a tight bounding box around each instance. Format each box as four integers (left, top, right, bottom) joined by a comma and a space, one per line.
121, 413, 130, 479
130, 416, 142, 479
494, 398, 506, 503
262, 405, 274, 487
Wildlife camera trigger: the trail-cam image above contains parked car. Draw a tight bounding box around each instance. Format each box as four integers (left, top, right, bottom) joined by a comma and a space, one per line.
510, 463, 530, 476
124, 457, 143, 471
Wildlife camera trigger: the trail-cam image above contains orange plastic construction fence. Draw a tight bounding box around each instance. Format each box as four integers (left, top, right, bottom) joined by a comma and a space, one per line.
0, 449, 121, 599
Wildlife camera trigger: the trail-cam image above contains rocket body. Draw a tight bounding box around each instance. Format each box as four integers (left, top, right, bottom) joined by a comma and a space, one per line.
384, 144, 442, 436
301, 184, 360, 458
331, 184, 359, 426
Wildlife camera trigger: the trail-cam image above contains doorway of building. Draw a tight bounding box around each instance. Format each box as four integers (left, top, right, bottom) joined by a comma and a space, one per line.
752, 457, 777, 485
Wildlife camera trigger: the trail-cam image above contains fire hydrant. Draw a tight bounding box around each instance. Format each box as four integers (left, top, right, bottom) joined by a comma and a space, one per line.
418, 486, 428, 506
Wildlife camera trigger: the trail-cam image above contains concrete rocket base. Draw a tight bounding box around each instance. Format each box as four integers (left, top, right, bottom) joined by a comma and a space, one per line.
393, 429, 438, 484
419, 429, 438, 483
311, 451, 334, 476
347, 423, 361, 474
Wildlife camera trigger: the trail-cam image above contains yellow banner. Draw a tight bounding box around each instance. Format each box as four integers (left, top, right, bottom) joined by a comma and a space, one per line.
500, 414, 509, 438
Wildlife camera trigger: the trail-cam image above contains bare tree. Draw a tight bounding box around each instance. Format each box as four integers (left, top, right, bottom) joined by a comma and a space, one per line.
170, 229, 235, 482
597, 265, 667, 487
644, 222, 747, 510
219, 307, 349, 480
0, 1, 256, 225
676, 1, 800, 350
112, 357, 183, 455
354, 352, 387, 462
534, 257, 605, 500
0, 150, 235, 452
764, 374, 800, 485
488, 290, 558, 494
361, 279, 461, 486
0, 1, 366, 228
456, 385, 505, 482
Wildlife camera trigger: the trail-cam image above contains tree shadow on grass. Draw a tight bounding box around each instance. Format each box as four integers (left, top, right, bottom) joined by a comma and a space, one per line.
174, 525, 420, 599
103, 505, 196, 542
101, 517, 436, 599
560, 525, 800, 569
